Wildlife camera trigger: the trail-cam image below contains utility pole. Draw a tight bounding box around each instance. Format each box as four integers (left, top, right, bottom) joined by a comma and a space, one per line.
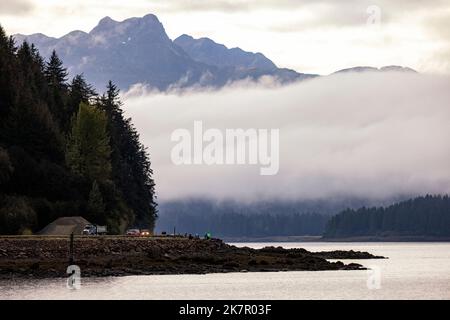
69, 233, 74, 265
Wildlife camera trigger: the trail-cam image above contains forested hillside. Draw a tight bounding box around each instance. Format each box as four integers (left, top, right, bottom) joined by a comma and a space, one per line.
0, 26, 156, 235
156, 200, 332, 237
156, 198, 401, 237
158, 210, 329, 237
324, 195, 450, 238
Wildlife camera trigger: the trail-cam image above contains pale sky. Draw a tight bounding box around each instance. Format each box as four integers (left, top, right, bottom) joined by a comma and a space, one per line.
1, 0, 449, 75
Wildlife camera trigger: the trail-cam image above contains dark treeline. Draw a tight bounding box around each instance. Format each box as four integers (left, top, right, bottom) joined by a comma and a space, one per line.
157, 211, 329, 237
156, 198, 403, 237
158, 196, 450, 238
156, 200, 330, 237
0, 26, 156, 234
324, 195, 450, 238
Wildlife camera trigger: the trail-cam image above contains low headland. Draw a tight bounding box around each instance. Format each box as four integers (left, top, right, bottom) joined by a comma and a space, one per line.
0, 235, 385, 279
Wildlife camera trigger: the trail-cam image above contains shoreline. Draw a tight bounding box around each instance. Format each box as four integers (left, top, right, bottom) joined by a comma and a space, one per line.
222, 235, 450, 243
0, 236, 384, 279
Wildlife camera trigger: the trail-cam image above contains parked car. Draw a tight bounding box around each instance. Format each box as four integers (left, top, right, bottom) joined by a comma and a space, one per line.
140, 229, 151, 237
126, 228, 140, 236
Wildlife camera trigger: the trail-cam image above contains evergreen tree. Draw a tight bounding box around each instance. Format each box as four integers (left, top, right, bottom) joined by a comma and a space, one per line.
44, 50, 68, 128
66, 102, 111, 182
0, 196, 37, 235
0, 147, 13, 185
0, 25, 17, 123
44, 50, 68, 89
67, 74, 97, 131
99, 81, 157, 228
69, 74, 97, 113
87, 180, 106, 222
324, 195, 450, 238
17, 42, 47, 98
4, 42, 64, 161
0, 30, 156, 234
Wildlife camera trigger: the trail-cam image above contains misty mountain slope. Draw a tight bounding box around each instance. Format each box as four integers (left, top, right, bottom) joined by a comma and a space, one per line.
14, 14, 315, 91
174, 34, 277, 70
174, 34, 317, 83
15, 14, 215, 90
333, 65, 417, 74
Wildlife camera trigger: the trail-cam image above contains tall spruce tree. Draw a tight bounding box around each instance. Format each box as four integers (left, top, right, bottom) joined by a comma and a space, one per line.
66, 102, 111, 182
87, 180, 106, 222
44, 50, 68, 129
99, 81, 157, 228
67, 74, 97, 131
44, 50, 68, 89
0, 25, 17, 124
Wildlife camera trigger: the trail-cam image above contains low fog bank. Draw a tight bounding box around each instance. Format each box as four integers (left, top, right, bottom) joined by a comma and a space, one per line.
122, 72, 450, 202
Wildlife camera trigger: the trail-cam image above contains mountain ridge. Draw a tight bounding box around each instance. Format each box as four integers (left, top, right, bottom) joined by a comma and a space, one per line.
174, 34, 277, 71
14, 14, 315, 91
13, 13, 415, 91
333, 65, 417, 74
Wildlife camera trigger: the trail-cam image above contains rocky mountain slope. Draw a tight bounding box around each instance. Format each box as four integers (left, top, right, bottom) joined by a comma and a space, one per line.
14, 14, 315, 91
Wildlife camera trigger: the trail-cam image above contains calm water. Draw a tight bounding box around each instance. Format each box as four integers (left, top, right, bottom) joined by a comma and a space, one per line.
1, 242, 449, 300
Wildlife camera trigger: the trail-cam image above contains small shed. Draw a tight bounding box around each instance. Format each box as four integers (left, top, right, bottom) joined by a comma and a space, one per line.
38, 216, 91, 235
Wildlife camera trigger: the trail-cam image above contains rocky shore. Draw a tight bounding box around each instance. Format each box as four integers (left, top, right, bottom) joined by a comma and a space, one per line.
0, 236, 385, 279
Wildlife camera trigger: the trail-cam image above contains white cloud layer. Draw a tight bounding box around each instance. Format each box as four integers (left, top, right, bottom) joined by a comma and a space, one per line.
122, 72, 450, 201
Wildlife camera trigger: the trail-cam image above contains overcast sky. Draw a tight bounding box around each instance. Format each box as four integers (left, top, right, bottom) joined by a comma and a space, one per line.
1, 0, 449, 75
